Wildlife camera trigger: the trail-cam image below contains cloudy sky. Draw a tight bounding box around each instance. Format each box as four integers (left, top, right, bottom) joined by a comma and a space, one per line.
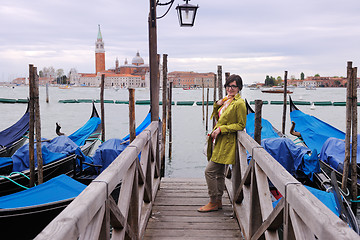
1, 0, 360, 83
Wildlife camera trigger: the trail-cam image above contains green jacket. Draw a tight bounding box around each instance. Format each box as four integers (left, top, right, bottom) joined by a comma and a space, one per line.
207, 94, 247, 165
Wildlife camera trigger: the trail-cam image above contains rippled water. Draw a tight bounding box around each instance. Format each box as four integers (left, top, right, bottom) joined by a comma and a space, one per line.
0, 86, 358, 178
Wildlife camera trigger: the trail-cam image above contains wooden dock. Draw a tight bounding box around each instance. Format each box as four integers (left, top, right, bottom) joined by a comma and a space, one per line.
36, 124, 360, 240
144, 178, 242, 240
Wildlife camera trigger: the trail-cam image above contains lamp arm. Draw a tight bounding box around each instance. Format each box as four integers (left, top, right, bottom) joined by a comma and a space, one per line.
156, 0, 175, 19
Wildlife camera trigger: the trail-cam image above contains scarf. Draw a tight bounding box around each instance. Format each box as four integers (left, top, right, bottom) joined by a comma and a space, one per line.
219, 95, 234, 117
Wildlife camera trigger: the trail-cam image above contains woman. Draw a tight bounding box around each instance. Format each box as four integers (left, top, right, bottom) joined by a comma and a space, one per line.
198, 74, 247, 212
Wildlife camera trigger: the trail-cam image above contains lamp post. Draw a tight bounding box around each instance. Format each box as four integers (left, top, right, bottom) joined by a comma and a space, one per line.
148, 0, 198, 121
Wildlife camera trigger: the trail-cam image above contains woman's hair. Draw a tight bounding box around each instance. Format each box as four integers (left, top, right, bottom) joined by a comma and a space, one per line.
224, 74, 243, 91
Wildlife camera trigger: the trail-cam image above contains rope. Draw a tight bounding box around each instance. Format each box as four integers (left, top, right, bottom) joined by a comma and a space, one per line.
350, 196, 360, 203
0, 172, 34, 190
86, 137, 103, 143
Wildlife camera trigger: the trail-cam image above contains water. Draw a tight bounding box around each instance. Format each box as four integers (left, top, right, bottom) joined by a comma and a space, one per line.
0, 86, 359, 178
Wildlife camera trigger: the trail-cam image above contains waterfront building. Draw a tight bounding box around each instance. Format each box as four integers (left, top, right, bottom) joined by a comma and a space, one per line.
77, 72, 142, 88
168, 71, 215, 88
287, 76, 358, 87
69, 25, 148, 88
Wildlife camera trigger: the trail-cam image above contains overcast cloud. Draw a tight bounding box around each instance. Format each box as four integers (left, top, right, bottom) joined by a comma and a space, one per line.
1, 0, 360, 83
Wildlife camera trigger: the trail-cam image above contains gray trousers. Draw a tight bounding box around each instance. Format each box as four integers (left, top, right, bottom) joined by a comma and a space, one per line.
205, 160, 225, 203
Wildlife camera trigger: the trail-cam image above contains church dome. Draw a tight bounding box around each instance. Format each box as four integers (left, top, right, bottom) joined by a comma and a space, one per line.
132, 51, 144, 66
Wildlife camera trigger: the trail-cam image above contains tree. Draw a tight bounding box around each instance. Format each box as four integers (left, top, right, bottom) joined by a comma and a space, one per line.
56, 69, 64, 78
39, 70, 44, 77
314, 74, 320, 77
300, 72, 305, 80
264, 75, 275, 86
42, 66, 55, 78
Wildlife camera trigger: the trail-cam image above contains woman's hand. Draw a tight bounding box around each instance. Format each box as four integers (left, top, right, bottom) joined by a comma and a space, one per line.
211, 127, 221, 139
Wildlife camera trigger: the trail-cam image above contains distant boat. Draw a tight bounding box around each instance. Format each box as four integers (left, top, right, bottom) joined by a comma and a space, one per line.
261, 87, 293, 94
306, 85, 316, 90
59, 85, 71, 89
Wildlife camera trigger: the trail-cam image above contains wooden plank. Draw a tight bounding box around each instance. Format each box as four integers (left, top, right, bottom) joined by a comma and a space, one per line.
146, 221, 238, 230
288, 206, 314, 240
254, 163, 279, 240
286, 184, 359, 240
144, 178, 241, 240
148, 215, 236, 223
144, 229, 241, 238
35, 182, 107, 240
79, 204, 106, 240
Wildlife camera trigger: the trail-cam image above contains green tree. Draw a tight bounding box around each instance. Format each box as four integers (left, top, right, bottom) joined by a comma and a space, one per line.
265, 75, 275, 86
300, 72, 305, 80
314, 74, 320, 77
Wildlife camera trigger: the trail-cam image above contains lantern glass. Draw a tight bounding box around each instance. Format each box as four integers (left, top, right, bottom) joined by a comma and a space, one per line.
176, 3, 198, 27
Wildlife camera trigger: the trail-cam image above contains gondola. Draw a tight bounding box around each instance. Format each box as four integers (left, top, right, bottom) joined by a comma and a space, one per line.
0, 103, 101, 196
0, 174, 86, 240
289, 96, 360, 193
246, 99, 359, 234
0, 103, 30, 157
0, 110, 152, 239
74, 110, 152, 184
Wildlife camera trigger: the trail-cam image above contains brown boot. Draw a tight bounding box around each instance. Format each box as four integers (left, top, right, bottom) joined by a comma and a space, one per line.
197, 202, 218, 212
217, 200, 222, 209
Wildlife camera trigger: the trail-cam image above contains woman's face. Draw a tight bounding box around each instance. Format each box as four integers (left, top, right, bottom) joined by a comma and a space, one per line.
225, 80, 239, 97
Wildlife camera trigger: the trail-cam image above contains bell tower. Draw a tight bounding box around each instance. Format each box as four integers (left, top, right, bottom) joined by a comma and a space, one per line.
95, 24, 105, 73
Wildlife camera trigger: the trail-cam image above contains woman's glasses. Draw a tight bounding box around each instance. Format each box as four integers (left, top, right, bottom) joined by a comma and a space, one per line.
225, 85, 238, 90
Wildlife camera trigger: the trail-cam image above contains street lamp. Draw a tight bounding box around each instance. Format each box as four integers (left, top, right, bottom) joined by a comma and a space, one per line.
176, 0, 199, 27
148, 0, 199, 122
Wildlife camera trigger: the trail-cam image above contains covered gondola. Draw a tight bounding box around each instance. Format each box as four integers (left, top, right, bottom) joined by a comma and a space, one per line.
289, 96, 360, 193
0, 103, 101, 196
0, 110, 152, 239
0, 174, 86, 240
246, 98, 359, 234
0, 104, 30, 157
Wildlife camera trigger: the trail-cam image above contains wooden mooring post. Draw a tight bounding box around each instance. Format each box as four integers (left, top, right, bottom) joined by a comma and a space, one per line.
206, 85, 209, 131
217, 65, 223, 100
342, 61, 358, 214
100, 74, 105, 143
45, 83, 49, 103
350, 66, 358, 214
168, 81, 172, 158
254, 100, 263, 144
28, 64, 36, 187
34, 67, 43, 184
161, 54, 167, 177
282, 71, 288, 134
213, 73, 217, 128
129, 88, 136, 142
202, 79, 204, 121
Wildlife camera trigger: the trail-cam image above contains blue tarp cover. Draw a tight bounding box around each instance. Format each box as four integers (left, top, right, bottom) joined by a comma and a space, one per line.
320, 136, 360, 172
93, 138, 128, 172
0, 110, 29, 148
273, 185, 339, 216
0, 157, 12, 168
12, 135, 92, 172
261, 138, 320, 180
290, 110, 345, 152
92, 112, 151, 172
68, 117, 101, 146
9, 116, 100, 172
246, 112, 280, 140
0, 174, 86, 209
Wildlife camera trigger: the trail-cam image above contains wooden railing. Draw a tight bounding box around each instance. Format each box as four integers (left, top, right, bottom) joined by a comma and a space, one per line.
35, 121, 161, 240
225, 131, 359, 240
